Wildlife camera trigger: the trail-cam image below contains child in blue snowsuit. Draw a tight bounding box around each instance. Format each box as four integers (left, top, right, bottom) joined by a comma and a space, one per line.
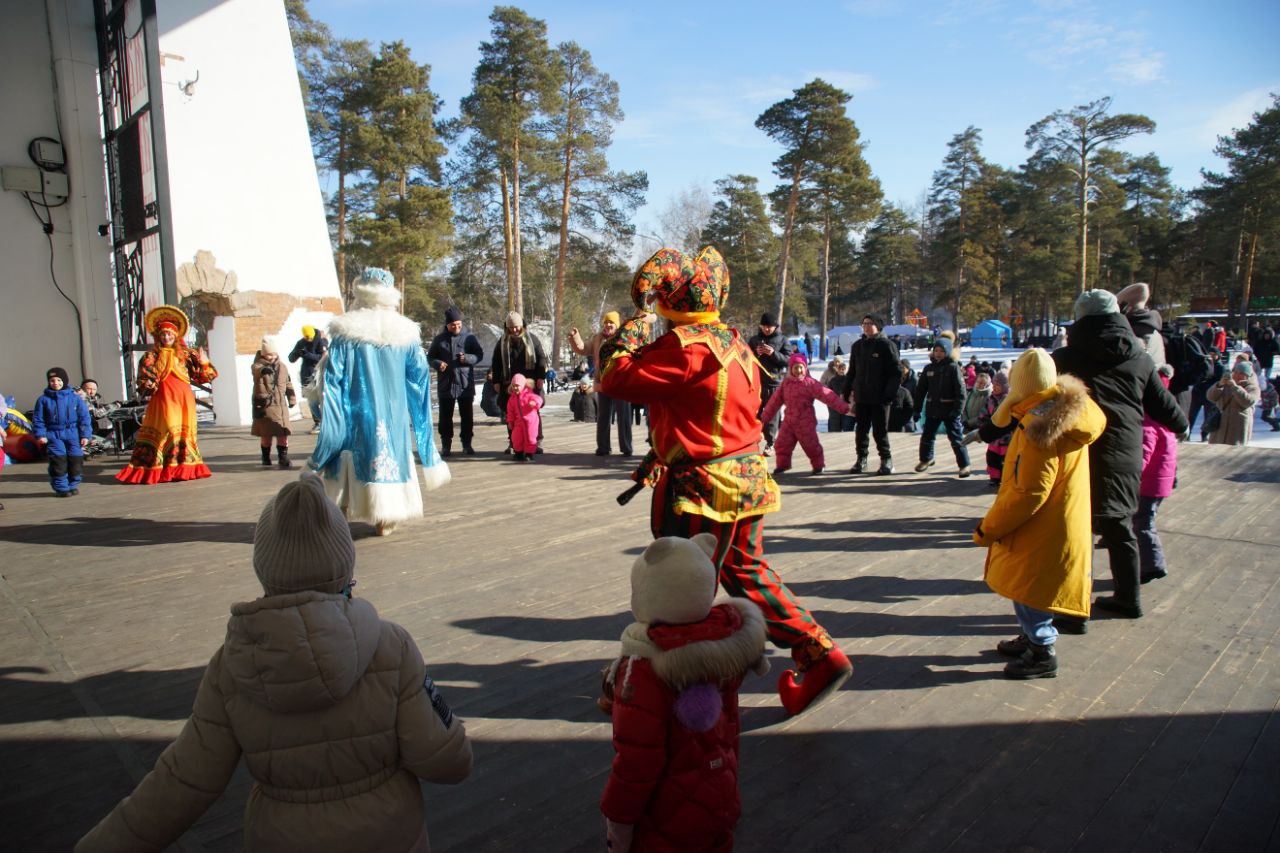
33, 367, 91, 496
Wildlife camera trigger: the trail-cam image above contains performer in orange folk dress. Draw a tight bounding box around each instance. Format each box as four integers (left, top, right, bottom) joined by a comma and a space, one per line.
116, 305, 219, 484
599, 246, 852, 716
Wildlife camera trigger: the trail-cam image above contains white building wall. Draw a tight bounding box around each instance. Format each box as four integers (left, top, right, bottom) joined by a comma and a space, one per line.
0, 1, 119, 412
156, 0, 342, 425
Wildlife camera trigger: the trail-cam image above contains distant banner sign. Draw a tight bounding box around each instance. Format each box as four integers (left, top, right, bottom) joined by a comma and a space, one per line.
1189, 297, 1229, 312
1249, 296, 1280, 310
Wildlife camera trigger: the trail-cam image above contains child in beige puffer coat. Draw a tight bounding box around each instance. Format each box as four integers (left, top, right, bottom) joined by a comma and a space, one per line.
77, 476, 472, 853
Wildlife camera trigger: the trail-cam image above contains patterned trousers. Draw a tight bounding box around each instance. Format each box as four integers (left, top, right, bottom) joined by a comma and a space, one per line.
651, 487, 832, 658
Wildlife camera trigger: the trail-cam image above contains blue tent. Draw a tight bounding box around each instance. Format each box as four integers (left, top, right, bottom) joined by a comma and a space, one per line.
971, 319, 1014, 348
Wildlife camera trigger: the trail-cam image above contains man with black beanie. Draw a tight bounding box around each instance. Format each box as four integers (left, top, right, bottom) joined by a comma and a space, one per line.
427, 306, 484, 456
840, 314, 901, 474
747, 312, 791, 453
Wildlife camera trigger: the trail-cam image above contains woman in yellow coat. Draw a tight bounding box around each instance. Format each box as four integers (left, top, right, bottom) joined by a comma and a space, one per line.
973, 348, 1106, 679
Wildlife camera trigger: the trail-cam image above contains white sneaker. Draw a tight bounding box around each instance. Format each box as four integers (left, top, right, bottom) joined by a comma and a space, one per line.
761, 446, 773, 457
958, 466, 972, 478
310, 424, 321, 434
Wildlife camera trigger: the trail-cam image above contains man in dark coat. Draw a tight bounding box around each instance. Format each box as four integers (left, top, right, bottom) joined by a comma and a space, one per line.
489, 311, 548, 452
288, 326, 328, 431
912, 337, 970, 476
746, 313, 791, 454
840, 315, 901, 474
427, 306, 485, 456
1052, 289, 1188, 626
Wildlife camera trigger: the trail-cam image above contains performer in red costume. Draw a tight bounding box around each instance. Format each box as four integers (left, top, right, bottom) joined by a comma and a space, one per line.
600, 246, 851, 715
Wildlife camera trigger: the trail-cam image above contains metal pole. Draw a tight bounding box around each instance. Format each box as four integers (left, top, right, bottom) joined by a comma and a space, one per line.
140, 0, 178, 306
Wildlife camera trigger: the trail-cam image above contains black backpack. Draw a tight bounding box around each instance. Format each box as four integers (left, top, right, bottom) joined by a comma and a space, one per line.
1164, 329, 1212, 395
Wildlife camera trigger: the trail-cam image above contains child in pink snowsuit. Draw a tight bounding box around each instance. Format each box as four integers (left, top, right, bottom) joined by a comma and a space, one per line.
760, 353, 850, 475
506, 373, 543, 461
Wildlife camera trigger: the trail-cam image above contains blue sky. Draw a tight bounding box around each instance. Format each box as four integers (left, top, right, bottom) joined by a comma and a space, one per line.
310, 0, 1280, 236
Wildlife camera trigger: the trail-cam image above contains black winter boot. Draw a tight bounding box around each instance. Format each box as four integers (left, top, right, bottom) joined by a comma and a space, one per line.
1004, 642, 1057, 679
1093, 596, 1142, 618
996, 634, 1030, 657
441, 441, 452, 458
277, 447, 293, 469
877, 456, 894, 475
850, 455, 868, 474
261, 447, 272, 466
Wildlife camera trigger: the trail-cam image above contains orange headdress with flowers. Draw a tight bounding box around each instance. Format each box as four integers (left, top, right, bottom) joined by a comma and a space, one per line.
145, 305, 190, 341
631, 246, 730, 325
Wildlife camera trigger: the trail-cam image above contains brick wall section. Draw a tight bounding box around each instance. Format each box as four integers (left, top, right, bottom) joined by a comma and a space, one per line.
230, 292, 344, 354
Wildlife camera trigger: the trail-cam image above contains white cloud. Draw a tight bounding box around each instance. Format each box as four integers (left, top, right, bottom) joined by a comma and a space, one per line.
1201, 86, 1279, 145
806, 70, 879, 94
1109, 52, 1164, 85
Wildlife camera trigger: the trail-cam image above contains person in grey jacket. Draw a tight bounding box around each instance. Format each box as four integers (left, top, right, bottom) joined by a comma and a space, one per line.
427, 306, 484, 456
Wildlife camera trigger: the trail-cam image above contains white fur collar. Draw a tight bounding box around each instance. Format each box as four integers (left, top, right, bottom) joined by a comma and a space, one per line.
328, 308, 421, 348
610, 597, 769, 691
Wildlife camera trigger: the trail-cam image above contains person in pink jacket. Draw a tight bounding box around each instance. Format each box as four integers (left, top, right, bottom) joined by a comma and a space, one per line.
1135, 365, 1177, 584
759, 353, 851, 475
505, 373, 544, 461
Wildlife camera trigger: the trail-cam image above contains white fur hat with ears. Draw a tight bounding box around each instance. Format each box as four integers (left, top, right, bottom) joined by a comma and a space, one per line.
630, 534, 719, 626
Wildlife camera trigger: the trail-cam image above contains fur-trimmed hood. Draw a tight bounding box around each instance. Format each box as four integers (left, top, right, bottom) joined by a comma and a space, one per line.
328, 307, 422, 349
609, 597, 769, 691
1014, 374, 1105, 451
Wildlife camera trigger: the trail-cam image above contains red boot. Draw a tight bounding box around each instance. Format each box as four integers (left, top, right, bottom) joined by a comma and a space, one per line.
778, 645, 852, 716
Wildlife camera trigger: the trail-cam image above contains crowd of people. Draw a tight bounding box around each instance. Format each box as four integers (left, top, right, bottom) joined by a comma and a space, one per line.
2, 248, 1276, 850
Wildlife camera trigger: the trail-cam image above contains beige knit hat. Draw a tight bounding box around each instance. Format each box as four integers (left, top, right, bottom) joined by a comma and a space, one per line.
630, 534, 718, 625
253, 475, 355, 596
992, 348, 1058, 428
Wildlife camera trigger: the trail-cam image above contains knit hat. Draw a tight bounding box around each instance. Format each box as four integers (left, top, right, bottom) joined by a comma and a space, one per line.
993, 369, 1010, 394
789, 352, 808, 368
1115, 282, 1150, 313
510, 373, 527, 388
863, 314, 884, 331
506, 311, 523, 330
992, 348, 1057, 427
301, 325, 316, 340
1232, 361, 1254, 377
760, 312, 778, 327
253, 476, 355, 596
46, 367, 70, 387
631, 246, 730, 324
602, 311, 621, 327
934, 337, 953, 358
630, 534, 718, 625
259, 336, 279, 355
1075, 288, 1120, 320
444, 305, 463, 323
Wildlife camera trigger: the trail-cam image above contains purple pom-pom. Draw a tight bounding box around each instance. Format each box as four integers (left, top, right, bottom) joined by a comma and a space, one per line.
674, 683, 723, 732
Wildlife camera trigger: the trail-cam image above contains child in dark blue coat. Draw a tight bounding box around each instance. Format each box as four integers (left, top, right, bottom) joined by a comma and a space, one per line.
32, 367, 92, 496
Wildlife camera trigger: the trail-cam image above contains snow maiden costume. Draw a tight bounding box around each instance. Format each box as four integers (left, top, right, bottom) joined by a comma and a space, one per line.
307, 268, 449, 536
599, 246, 852, 716
116, 305, 218, 484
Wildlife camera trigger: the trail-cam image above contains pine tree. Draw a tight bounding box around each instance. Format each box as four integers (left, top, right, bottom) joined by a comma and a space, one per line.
545, 41, 646, 367
756, 79, 870, 325
1026, 97, 1155, 293
345, 41, 452, 315
701, 175, 777, 323
459, 6, 561, 316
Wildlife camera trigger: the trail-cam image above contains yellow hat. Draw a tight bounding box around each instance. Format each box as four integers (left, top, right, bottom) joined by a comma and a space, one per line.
602, 311, 621, 327
302, 325, 316, 339
992, 348, 1057, 427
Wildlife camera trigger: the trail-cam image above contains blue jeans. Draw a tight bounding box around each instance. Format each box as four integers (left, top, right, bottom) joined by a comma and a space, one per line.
1134, 495, 1167, 578
919, 412, 970, 467
1013, 602, 1057, 646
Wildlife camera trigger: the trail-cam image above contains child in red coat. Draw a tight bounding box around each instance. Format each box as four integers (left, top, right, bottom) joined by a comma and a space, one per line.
600, 533, 768, 852
759, 353, 850, 475
504, 373, 543, 461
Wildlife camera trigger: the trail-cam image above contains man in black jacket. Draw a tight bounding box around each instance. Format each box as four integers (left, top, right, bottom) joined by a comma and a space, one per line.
747, 313, 791, 454
840, 315, 900, 474
912, 336, 971, 476
427, 306, 485, 456
289, 326, 328, 432
1053, 290, 1188, 626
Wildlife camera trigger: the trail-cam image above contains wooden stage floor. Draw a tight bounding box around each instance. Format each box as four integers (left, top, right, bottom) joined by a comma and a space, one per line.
1, 407, 1278, 852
